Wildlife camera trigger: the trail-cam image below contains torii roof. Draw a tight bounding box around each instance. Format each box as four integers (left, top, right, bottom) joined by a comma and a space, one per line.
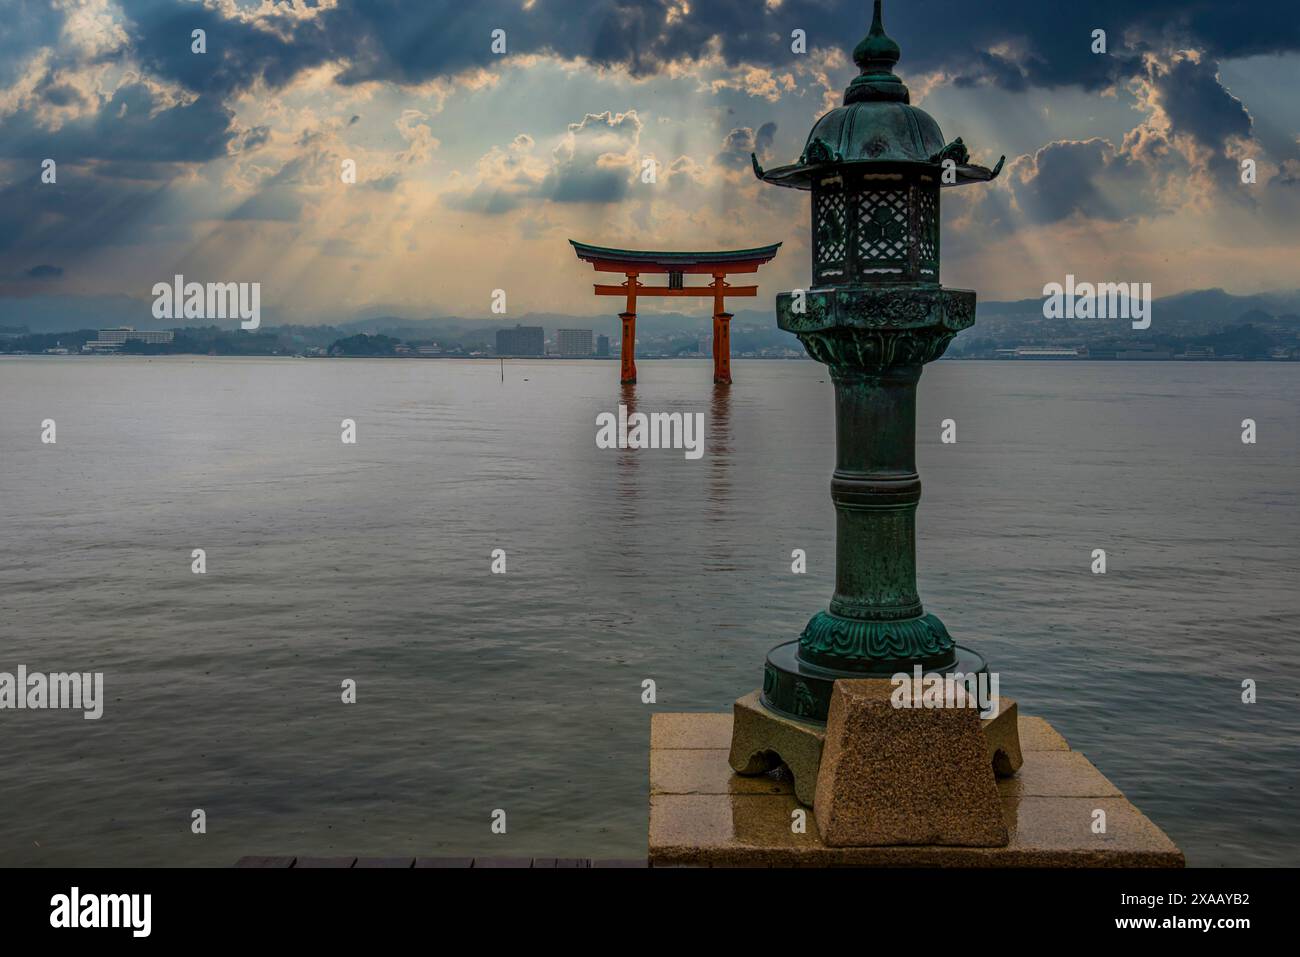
570, 240, 781, 272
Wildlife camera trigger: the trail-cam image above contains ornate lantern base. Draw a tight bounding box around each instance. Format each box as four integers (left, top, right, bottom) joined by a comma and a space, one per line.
761, 638, 990, 723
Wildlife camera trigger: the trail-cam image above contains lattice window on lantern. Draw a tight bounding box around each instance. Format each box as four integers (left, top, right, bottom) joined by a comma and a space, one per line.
857, 188, 910, 274
916, 186, 939, 276
813, 182, 848, 280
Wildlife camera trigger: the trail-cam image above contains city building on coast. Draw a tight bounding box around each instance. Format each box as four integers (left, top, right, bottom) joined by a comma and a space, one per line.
495, 325, 544, 357
555, 329, 594, 356
83, 327, 175, 352
994, 346, 1086, 359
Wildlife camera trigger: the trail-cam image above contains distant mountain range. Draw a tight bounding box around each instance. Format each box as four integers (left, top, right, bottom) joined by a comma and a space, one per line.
4, 288, 1300, 343
957, 288, 1300, 339
945, 289, 1300, 358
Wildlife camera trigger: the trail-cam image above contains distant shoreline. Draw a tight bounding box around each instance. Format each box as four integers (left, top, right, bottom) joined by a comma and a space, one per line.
2, 353, 1296, 363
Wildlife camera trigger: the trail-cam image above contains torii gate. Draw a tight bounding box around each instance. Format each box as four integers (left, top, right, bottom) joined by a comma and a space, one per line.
569, 240, 781, 384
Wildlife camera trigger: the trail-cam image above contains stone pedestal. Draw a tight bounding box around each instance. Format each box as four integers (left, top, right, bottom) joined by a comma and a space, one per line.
813, 680, 1007, 847
728, 691, 824, 806
984, 696, 1024, 776
729, 681, 1024, 813
652, 710, 1184, 867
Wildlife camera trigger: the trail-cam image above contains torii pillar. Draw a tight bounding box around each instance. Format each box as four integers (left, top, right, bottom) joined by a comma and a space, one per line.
620, 311, 637, 384
711, 271, 733, 384
712, 313, 733, 384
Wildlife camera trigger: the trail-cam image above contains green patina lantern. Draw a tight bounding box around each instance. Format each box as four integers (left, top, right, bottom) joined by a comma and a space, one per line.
751, 0, 1005, 723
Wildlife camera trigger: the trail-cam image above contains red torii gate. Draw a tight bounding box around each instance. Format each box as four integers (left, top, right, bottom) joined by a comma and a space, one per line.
569, 240, 781, 384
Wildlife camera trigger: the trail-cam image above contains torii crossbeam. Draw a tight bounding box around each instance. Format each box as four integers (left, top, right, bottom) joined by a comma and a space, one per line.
569, 240, 781, 384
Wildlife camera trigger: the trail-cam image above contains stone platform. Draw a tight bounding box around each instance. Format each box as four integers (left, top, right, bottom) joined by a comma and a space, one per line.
650, 712, 1184, 867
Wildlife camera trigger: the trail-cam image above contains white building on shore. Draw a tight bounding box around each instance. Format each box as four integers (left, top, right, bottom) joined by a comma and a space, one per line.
555, 328, 594, 356
83, 327, 175, 351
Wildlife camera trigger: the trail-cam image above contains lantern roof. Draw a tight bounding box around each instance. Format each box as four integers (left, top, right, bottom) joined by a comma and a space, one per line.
752, 0, 1004, 190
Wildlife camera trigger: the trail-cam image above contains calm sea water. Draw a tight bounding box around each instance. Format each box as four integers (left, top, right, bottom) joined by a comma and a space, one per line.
0, 356, 1296, 866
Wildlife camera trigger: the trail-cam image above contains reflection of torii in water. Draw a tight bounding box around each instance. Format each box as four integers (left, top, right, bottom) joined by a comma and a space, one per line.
569, 240, 781, 385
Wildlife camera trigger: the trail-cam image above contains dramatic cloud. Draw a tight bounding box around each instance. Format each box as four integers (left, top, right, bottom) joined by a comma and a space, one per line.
0, 82, 236, 163
1129, 51, 1252, 190
105, 2, 1299, 96
715, 120, 777, 169
444, 110, 641, 213
0, 0, 1296, 315
1004, 138, 1141, 225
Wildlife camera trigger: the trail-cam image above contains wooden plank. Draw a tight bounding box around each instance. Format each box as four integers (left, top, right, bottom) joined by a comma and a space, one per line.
470, 858, 533, 868
353, 857, 416, 868
293, 857, 357, 868
413, 857, 474, 868
236, 855, 633, 868
233, 856, 296, 868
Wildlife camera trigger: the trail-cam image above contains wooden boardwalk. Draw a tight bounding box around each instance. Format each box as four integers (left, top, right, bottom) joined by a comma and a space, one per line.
235, 857, 647, 868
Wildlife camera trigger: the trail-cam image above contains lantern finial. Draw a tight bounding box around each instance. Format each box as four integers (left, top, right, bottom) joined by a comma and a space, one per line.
854, 0, 900, 73
848, 1, 908, 104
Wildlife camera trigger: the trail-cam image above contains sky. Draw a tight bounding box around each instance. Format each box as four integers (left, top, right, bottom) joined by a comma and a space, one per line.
1, 0, 1298, 324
